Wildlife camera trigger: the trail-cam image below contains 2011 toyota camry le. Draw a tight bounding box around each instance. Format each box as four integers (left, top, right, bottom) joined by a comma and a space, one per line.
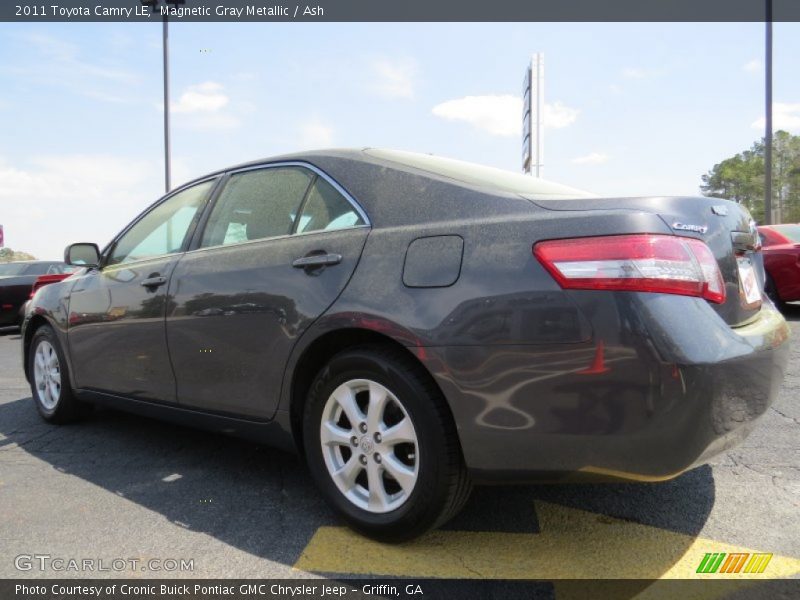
22, 148, 791, 541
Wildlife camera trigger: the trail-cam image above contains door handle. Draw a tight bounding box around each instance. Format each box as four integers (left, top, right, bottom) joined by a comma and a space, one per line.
292, 253, 342, 269
140, 275, 168, 288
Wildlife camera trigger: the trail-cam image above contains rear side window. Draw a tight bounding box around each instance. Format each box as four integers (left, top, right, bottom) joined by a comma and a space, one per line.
773, 224, 800, 243
296, 177, 365, 234
200, 167, 313, 248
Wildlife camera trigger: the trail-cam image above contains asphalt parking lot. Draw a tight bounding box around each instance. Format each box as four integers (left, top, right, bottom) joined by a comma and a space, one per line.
1, 311, 799, 582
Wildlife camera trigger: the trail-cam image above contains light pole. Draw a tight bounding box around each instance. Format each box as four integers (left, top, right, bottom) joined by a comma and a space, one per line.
764, 0, 773, 224
141, 0, 185, 194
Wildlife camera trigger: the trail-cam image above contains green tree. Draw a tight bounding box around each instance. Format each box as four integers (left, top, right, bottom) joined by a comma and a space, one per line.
0, 247, 36, 262
701, 130, 800, 223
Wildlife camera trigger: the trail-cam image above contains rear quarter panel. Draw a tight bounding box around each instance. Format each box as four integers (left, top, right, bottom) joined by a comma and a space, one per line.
305, 208, 671, 348
278, 206, 675, 459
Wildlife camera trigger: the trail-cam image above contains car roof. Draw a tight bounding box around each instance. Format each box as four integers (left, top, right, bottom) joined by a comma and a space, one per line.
186, 148, 591, 198
2, 260, 61, 264
175, 148, 592, 228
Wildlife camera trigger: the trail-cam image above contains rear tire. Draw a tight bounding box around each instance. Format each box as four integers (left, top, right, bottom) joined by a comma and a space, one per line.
303, 345, 471, 542
765, 273, 785, 309
28, 325, 88, 423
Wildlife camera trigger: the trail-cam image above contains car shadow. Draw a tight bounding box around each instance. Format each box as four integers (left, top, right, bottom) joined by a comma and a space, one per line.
0, 392, 718, 587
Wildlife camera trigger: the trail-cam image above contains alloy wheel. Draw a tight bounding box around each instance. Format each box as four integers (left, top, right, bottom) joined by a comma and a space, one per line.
33, 340, 61, 410
320, 379, 419, 513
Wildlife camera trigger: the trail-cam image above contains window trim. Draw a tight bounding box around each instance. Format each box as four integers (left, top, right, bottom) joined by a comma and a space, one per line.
100, 176, 221, 269
291, 173, 319, 235
187, 161, 371, 253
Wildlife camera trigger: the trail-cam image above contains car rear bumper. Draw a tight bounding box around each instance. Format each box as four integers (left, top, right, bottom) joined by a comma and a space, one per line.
419, 295, 791, 483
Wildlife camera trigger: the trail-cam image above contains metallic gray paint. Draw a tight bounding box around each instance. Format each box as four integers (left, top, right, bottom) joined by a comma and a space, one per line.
67, 255, 181, 401
403, 235, 464, 288
21, 149, 791, 483
167, 226, 368, 419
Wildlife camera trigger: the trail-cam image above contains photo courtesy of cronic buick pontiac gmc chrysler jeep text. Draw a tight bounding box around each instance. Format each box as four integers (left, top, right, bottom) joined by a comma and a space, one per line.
21, 149, 790, 541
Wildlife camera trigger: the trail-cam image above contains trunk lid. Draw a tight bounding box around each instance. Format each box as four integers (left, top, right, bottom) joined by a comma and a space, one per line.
526, 195, 762, 327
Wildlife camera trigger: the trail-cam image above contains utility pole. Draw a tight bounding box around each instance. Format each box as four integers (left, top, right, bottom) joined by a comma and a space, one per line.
764, 0, 773, 224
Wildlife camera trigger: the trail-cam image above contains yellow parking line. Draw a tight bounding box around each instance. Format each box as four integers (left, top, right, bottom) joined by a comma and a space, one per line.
294, 501, 800, 580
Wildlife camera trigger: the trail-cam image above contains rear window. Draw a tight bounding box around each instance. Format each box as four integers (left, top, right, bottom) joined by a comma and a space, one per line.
0, 263, 28, 276
24, 263, 52, 275
365, 148, 595, 200
772, 224, 800, 243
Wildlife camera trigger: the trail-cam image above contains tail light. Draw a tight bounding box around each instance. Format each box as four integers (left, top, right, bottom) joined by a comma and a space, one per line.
534, 234, 726, 304
29, 274, 70, 299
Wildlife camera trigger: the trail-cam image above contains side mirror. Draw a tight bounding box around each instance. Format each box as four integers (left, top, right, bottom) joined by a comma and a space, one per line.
65, 243, 101, 267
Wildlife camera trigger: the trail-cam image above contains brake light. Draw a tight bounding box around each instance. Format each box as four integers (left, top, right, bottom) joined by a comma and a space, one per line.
534, 234, 726, 304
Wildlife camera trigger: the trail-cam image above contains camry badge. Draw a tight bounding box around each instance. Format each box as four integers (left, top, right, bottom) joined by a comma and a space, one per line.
672, 222, 708, 234
711, 205, 729, 216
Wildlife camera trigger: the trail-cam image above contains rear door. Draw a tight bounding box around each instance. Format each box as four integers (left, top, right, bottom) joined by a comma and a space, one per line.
167, 163, 370, 419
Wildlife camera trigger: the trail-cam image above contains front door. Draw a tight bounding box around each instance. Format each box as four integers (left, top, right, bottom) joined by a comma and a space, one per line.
67, 179, 216, 402
167, 164, 369, 419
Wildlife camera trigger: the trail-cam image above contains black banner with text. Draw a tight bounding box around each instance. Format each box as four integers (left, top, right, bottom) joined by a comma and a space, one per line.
4, 579, 800, 600
3, 0, 800, 23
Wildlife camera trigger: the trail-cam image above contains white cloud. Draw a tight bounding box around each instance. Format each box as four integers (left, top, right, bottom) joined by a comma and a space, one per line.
545, 101, 580, 129
571, 152, 610, 165
751, 103, 800, 132
0, 155, 160, 260
171, 82, 229, 113
431, 95, 578, 137
298, 118, 334, 147
165, 82, 241, 131
743, 59, 762, 74
621, 67, 651, 79
432, 95, 519, 136
370, 58, 416, 99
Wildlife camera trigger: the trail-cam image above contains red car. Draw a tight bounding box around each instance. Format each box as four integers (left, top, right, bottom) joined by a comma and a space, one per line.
758, 224, 800, 305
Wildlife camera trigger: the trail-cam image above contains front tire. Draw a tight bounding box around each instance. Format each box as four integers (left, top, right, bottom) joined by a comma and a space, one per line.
303, 345, 471, 542
28, 325, 87, 423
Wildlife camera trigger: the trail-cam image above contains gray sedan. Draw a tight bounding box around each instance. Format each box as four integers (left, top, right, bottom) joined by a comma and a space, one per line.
22, 149, 790, 541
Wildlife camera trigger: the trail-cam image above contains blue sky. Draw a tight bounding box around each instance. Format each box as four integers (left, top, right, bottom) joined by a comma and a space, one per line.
1, 21, 799, 259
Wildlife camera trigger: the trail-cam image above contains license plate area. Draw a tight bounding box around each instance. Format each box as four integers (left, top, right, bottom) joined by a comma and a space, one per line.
736, 255, 762, 306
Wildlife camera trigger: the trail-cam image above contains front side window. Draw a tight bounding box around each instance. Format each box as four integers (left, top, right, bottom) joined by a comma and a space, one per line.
296, 177, 365, 234
200, 167, 314, 248
108, 180, 214, 266
45, 264, 70, 274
